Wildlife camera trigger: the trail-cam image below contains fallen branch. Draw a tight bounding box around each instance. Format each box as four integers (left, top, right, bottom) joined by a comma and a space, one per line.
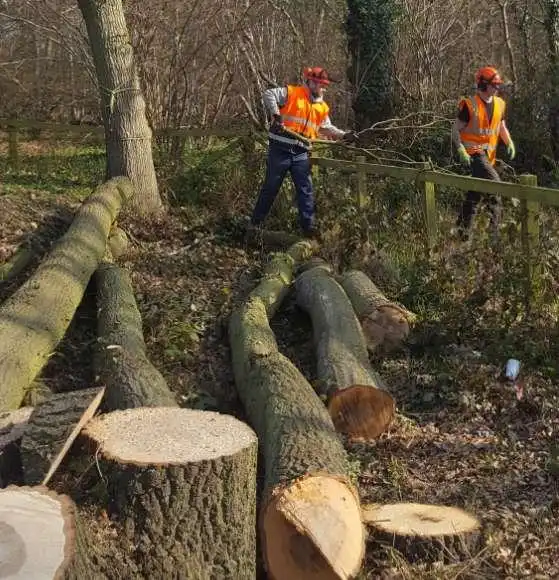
229, 241, 365, 580
0, 177, 133, 412
0, 245, 34, 283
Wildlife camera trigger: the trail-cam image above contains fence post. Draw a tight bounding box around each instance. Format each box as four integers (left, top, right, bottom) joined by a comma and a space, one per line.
7, 125, 19, 169
519, 173, 540, 305
421, 162, 437, 254
355, 155, 367, 209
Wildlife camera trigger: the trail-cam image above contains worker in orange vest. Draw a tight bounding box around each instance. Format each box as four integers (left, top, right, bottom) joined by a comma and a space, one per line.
250, 67, 357, 237
453, 66, 516, 241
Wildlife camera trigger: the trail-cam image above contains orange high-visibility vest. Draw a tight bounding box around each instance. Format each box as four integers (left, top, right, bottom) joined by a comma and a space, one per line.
280, 85, 329, 140
459, 94, 505, 165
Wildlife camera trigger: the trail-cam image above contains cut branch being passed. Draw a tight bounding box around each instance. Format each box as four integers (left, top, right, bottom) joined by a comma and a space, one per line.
362, 502, 481, 562
0, 486, 89, 579
229, 241, 365, 580
338, 269, 414, 353
94, 261, 176, 411
0, 177, 133, 412
296, 266, 395, 441
83, 407, 258, 579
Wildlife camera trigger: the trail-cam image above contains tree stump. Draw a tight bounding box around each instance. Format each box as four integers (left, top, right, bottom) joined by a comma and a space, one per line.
0, 408, 33, 487
338, 270, 413, 352
21, 387, 105, 485
95, 260, 176, 411
229, 241, 365, 579
83, 407, 258, 579
0, 486, 89, 579
362, 503, 481, 562
295, 266, 395, 441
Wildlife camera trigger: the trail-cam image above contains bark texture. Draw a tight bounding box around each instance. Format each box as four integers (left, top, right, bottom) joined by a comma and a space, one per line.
107, 225, 129, 259
0, 245, 34, 283
20, 387, 104, 486
338, 269, 412, 352
229, 241, 365, 580
78, 0, 162, 215
296, 266, 395, 440
0, 177, 133, 412
95, 261, 176, 410
0, 408, 33, 487
0, 485, 91, 579
83, 408, 258, 580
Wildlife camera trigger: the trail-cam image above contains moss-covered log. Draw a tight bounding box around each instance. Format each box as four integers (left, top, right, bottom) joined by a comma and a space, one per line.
0, 486, 90, 579
0, 177, 133, 412
107, 225, 129, 259
20, 387, 105, 486
229, 241, 365, 580
362, 503, 481, 563
295, 266, 395, 441
338, 270, 414, 352
83, 407, 258, 579
94, 261, 176, 410
0, 245, 34, 283
0, 408, 33, 487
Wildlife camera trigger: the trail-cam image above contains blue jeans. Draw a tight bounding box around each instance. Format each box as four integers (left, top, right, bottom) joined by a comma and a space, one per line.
251, 142, 315, 231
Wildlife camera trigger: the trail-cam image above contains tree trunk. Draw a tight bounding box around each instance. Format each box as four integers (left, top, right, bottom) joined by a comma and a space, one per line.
0, 177, 133, 412
107, 225, 129, 259
295, 266, 395, 441
338, 269, 413, 353
229, 241, 365, 580
362, 502, 480, 563
94, 261, 176, 411
0, 486, 90, 579
78, 0, 163, 215
0, 408, 33, 487
20, 387, 105, 486
546, 0, 559, 160
83, 407, 258, 579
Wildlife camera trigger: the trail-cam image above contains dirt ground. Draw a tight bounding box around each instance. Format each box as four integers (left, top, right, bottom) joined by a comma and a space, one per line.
2, 163, 559, 579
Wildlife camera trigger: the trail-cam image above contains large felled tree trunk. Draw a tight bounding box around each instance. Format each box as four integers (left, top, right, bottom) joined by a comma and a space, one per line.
296, 266, 395, 441
0, 486, 90, 579
229, 241, 365, 580
95, 261, 176, 410
83, 407, 257, 579
78, 0, 163, 215
0, 178, 133, 412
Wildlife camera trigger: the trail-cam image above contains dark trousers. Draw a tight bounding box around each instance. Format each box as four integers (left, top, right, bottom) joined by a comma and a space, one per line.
457, 153, 502, 233
250, 141, 315, 232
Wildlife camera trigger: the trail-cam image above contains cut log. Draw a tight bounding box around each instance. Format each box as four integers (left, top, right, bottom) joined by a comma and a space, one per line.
107, 225, 129, 259
0, 485, 88, 579
94, 261, 176, 410
0, 177, 133, 412
0, 245, 34, 283
20, 387, 105, 485
245, 225, 308, 250
0, 408, 33, 487
338, 270, 414, 352
295, 266, 395, 441
362, 502, 481, 562
229, 241, 365, 580
83, 407, 257, 579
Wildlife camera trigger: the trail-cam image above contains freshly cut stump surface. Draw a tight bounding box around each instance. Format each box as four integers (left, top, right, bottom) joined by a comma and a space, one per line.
0, 486, 87, 579
362, 503, 481, 562
84, 407, 258, 580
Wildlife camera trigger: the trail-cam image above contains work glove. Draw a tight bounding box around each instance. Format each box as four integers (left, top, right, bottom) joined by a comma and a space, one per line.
457, 144, 471, 167
506, 140, 516, 161
342, 130, 359, 144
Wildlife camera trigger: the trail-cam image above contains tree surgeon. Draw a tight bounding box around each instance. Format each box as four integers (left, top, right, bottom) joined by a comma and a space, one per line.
452, 66, 516, 241
250, 67, 358, 238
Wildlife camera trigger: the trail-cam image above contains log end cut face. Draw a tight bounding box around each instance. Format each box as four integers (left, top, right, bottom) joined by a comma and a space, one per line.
83, 407, 257, 466
328, 385, 395, 441
362, 305, 410, 353
0, 486, 75, 579
262, 475, 365, 580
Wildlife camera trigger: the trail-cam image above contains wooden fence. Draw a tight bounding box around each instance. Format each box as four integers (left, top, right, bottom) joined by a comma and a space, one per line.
2, 118, 557, 293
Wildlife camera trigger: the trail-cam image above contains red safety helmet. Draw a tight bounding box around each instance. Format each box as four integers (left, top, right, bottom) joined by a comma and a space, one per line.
475, 66, 503, 87
303, 67, 331, 86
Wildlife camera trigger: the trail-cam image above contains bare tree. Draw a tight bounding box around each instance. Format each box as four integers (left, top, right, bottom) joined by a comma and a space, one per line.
78, 0, 163, 215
